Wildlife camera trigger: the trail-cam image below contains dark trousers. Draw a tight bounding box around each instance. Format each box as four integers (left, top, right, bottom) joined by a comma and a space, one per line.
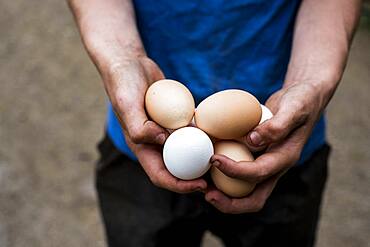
96, 135, 330, 247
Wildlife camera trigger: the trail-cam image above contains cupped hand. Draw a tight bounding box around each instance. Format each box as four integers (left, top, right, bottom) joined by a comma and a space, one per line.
103, 56, 168, 145
126, 137, 207, 193
103, 56, 207, 193
205, 83, 326, 213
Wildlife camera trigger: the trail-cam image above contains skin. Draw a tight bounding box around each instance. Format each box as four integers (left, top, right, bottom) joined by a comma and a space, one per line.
207, 0, 362, 213
68, 0, 362, 212
68, 0, 206, 193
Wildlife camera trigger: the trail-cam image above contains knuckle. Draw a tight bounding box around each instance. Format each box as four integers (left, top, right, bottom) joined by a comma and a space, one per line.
291, 98, 304, 110
267, 121, 285, 136
255, 167, 268, 182
223, 164, 238, 178
112, 94, 125, 109
291, 101, 310, 124
129, 127, 145, 144
294, 111, 309, 125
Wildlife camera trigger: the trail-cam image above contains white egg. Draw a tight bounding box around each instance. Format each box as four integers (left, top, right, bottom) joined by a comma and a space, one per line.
163, 127, 214, 180
259, 104, 273, 124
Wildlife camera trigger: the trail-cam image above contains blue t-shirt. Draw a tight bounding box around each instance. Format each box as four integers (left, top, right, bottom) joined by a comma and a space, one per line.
107, 0, 326, 164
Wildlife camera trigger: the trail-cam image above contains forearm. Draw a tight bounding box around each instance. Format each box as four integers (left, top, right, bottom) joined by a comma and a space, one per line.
285, 0, 362, 107
67, 0, 145, 74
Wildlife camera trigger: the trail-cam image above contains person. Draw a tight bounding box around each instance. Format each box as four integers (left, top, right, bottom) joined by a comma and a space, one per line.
68, 0, 361, 246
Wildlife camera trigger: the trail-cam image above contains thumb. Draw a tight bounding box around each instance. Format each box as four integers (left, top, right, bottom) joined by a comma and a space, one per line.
247, 106, 308, 147
108, 57, 168, 145
115, 107, 169, 145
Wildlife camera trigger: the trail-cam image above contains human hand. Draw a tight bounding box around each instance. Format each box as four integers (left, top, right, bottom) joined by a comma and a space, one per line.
103, 56, 207, 193
205, 83, 326, 213
103, 57, 168, 144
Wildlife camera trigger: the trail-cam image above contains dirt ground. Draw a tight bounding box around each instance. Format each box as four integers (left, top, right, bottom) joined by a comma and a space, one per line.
0, 1, 369, 247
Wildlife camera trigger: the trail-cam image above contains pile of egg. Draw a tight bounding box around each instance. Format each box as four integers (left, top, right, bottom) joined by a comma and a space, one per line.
145, 79, 273, 197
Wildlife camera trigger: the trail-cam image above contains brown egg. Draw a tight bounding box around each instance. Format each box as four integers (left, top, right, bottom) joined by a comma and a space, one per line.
194, 89, 262, 139
211, 141, 256, 197
145, 79, 195, 129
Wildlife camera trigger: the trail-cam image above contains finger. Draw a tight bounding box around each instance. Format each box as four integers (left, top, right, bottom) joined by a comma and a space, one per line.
114, 108, 169, 145
110, 60, 168, 145
205, 186, 233, 213
140, 57, 166, 83
238, 135, 267, 152
158, 169, 208, 194
211, 153, 280, 183
212, 131, 303, 183
210, 154, 254, 181
137, 144, 207, 193
227, 174, 280, 213
247, 102, 308, 147
206, 174, 280, 214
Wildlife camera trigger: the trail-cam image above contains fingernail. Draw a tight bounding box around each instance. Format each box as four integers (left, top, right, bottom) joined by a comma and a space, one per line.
249, 131, 264, 146
211, 159, 220, 167
155, 133, 166, 144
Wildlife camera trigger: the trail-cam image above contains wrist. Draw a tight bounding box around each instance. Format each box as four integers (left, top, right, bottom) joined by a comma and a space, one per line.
283, 68, 342, 108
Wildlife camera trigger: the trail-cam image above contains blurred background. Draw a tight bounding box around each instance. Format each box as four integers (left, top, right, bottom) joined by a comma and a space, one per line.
0, 1, 369, 247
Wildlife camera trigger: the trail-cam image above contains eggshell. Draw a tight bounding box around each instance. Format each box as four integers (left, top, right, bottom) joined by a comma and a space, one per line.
211, 141, 256, 197
167, 110, 196, 134
195, 89, 262, 139
259, 104, 273, 124
145, 79, 195, 129
163, 127, 214, 180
